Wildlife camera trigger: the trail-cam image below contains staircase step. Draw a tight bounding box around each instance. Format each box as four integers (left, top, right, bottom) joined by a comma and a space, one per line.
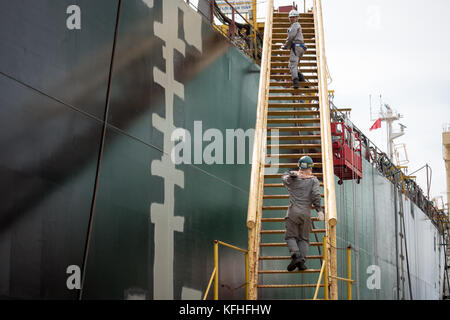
273, 33, 315, 40
259, 269, 321, 274
266, 135, 321, 141
267, 126, 321, 132
260, 229, 326, 234
269, 88, 318, 94
272, 38, 315, 44
260, 243, 322, 248
270, 68, 317, 74
272, 50, 317, 55
272, 27, 315, 33
272, 44, 316, 50
264, 183, 324, 188
268, 102, 319, 108
266, 144, 321, 149
267, 118, 320, 124
261, 217, 322, 221
273, 18, 314, 24
273, 12, 313, 18
272, 62, 317, 68
270, 81, 318, 88
268, 96, 319, 101
260, 255, 323, 261
272, 56, 317, 62
271, 75, 317, 81
263, 163, 322, 169
258, 284, 323, 288
273, 23, 315, 29
267, 153, 322, 159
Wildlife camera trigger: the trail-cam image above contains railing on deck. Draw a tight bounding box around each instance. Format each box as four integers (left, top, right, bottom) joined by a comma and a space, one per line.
246, 0, 273, 301
313, 0, 339, 299
185, 0, 263, 63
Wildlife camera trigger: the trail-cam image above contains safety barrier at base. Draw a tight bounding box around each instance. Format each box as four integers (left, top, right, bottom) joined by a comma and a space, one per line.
313, 236, 354, 300
203, 240, 249, 300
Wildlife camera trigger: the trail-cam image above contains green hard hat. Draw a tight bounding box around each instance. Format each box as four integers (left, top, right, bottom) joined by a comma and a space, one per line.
298, 156, 314, 169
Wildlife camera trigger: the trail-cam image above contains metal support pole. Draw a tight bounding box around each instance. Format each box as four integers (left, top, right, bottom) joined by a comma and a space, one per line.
210, 0, 214, 24
347, 246, 352, 300
214, 240, 219, 300
323, 236, 329, 300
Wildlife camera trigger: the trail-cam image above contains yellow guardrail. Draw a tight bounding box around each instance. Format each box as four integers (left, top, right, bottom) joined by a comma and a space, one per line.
313, 236, 354, 300
203, 240, 249, 300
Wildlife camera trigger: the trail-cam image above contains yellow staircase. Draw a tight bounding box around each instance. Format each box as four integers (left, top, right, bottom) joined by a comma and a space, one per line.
246, 0, 338, 300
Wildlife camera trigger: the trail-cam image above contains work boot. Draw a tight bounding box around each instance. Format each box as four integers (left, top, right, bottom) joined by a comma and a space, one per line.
297, 260, 308, 271
298, 72, 306, 83
293, 78, 300, 89
287, 253, 302, 272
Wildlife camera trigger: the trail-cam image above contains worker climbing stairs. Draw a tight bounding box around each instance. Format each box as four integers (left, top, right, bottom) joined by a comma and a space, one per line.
246, 0, 339, 300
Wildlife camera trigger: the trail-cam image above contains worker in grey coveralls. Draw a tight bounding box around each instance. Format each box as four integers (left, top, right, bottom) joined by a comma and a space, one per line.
280, 9, 307, 89
282, 156, 324, 271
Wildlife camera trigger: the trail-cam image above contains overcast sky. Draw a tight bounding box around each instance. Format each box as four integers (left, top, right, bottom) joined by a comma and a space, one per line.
254, 0, 450, 206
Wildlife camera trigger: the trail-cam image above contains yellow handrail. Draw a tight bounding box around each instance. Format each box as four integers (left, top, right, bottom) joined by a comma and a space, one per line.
313, 0, 339, 299
313, 257, 325, 300
246, 0, 273, 301
203, 240, 249, 300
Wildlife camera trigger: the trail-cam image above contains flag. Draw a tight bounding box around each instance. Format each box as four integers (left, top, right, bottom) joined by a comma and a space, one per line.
370, 118, 382, 131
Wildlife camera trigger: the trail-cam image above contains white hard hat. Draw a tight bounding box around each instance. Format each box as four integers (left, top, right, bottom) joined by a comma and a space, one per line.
288, 9, 299, 18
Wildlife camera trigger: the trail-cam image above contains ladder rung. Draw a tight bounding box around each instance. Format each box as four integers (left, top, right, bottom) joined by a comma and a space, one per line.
268, 109, 320, 116
268, 96, 319, 101
258, 284, 323, 288
259, 269, 321, 274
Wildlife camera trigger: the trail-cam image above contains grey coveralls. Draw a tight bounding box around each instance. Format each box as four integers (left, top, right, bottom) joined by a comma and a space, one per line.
283, 21, 305, 80
281, 172, 322, 263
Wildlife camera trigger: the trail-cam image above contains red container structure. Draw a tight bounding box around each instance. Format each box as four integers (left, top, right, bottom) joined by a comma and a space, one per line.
331, 122, 363, 185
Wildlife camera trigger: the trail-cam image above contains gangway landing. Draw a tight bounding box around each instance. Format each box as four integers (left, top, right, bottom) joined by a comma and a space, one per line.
246, 0, 343, 300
